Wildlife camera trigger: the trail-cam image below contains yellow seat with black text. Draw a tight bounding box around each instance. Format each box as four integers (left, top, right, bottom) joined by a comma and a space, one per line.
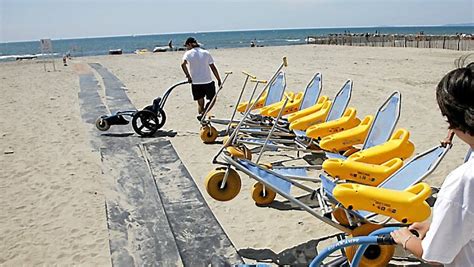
287, 96, 329, 123
322, 157, 403, 186
333, 182, 432, 224
319, 115, 374, 152
289, 100, 332, 131
347, 128, 415, 165
306, 107, 361, 140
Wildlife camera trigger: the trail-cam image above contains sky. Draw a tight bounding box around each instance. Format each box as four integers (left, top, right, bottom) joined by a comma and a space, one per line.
1, 0, 473, 42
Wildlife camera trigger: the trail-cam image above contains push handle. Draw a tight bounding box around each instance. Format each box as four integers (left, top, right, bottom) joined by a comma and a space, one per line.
250, 79, 268, 84
241, 71, 256, 79
224, 71, 233, 74
284, 92, 295, 102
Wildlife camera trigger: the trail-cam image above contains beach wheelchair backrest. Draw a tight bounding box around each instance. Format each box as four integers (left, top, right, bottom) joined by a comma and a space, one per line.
325, 80, 352, 122
377, 145, 449, 191
263, 71, 286, 107
362, 91, 401, 150
298, 73, 322, 111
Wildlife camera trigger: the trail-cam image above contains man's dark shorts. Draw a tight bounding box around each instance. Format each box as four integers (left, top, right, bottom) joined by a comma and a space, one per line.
191, 81, 216, 101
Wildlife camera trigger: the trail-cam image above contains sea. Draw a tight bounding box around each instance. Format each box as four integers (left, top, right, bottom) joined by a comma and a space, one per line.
0, 25, 473, 62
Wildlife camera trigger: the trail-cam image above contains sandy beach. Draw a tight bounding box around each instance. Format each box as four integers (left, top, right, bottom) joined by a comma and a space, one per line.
1, 44, 471, 265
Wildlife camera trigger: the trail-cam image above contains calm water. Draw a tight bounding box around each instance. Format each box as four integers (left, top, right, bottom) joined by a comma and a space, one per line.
1, 26, 473, 61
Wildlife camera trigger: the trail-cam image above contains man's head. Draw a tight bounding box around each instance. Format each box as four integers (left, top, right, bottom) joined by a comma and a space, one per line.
184, 37, 199, 49
436, 59, 474, 141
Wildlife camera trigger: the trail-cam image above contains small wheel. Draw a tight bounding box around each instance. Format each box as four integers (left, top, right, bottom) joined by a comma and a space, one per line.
252, 182, 276, 205
132, 110, 159, 137
331, 206, 350, 226
259, 162, 272, 169
345, 223, 395, 267
343, 147, 360, 157
205, 168, 241, 201
95, 116, 110, 131
200, 125, 218, 144
242, 146, 252, 160
226, 145, 252, 160
222, 135, 231, 145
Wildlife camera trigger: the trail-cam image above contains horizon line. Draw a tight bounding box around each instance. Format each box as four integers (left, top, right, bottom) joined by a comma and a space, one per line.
2, 23, 473, 44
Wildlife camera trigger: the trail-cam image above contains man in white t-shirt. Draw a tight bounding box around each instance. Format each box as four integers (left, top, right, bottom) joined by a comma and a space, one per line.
181, 37, 221, 121
391, 62, 474, 266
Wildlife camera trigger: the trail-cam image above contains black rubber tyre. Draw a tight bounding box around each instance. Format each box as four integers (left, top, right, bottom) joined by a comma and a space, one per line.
132, 110, 160, 137
95, 116, 110, 131
155, 108, 167, 129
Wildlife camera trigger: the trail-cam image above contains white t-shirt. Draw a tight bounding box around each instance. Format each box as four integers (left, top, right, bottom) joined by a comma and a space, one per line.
422, 150, 474, 266
182, 47, 214, 84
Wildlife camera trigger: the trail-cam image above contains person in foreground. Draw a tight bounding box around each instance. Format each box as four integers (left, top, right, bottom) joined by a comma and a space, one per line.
391, 62, 474, 266
180, 37, 221, 121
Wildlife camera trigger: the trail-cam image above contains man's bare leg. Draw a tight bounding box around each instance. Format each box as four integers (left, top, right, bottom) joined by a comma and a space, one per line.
197, 98, 205, 121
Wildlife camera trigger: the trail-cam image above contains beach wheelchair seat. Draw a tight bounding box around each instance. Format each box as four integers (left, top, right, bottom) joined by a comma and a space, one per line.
333, 182, 432, 223
237, 71, 286, 112
347, 128, 415, 164
264, 91, 304, 117
305, 107, 361, 140
237, 90, 267, 112
287, 95, 329, 123
319, 115, 374, 152
289, 79, 352, 131
289, 100, 332, 130
322, 157, 403, 186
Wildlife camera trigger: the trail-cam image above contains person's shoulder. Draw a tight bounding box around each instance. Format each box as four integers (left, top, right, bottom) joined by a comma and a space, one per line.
198, 47, 210, 54
442, 158, 474, 193
462, 157, 474, 180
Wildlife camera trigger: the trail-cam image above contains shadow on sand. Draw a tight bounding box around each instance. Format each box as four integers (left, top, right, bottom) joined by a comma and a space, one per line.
238, 234, 341, 266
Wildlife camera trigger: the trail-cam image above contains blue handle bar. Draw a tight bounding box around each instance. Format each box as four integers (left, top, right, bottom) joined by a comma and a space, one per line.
309, 227, 399, 267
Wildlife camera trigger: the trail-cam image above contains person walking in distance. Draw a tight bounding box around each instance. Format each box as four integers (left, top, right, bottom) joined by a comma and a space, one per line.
181, 37, 221, 121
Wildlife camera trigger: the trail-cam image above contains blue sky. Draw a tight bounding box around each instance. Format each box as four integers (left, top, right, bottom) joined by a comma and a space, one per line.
1, 0, 473, 42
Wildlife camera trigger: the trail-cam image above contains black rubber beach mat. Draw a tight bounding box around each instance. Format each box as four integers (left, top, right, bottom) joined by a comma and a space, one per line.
89, 63, 135, 113
77, 64, 242, 266
143, 140, 243, 265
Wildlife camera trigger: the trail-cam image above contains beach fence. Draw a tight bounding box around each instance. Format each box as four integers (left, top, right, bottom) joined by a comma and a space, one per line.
306, 34, 474, 51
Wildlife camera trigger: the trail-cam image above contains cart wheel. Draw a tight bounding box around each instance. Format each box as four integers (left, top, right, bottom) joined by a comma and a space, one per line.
132, 110, 159, 137
345, 223, 395, 267
95, 117, 110, 131
252, 182, 276, 205
200, 125, 218, 144
205, 168, 241, 201
226, 145, 252, 160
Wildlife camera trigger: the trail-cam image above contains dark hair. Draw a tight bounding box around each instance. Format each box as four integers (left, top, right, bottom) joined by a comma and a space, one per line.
184, 37, 199, 47
436, 55, 474, 135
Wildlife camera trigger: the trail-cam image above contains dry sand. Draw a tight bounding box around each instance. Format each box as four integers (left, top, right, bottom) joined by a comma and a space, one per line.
0, 44, 470, 265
